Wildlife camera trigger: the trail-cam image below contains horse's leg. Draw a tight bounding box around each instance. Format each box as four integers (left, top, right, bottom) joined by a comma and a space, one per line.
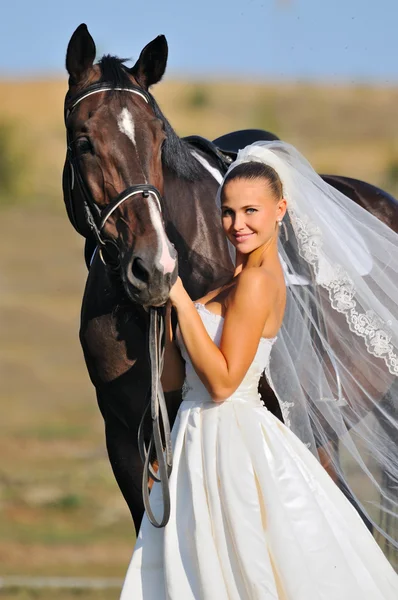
79, 264, 151, 533
97, 390, 145, 533
96, 384, 182, 535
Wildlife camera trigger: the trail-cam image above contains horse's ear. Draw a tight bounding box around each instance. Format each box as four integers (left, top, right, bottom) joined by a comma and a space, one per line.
66, 23, 96, 85
130, 35, 168, 89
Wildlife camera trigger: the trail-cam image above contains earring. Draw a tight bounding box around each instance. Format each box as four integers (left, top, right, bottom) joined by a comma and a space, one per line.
278, 219, 289, 242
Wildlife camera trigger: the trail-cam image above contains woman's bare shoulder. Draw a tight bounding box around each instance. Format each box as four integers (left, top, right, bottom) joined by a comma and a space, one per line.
223, 266, 285, 339
227, 266, 280, 306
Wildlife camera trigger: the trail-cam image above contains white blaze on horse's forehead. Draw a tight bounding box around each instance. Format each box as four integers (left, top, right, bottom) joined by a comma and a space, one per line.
147, 197, 176, 275
117, 108, 136, 147
191, 150, 224, 184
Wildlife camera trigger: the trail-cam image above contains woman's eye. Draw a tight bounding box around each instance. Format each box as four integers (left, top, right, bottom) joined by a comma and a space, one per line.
246, 208, 257, 214
222, 209, 233, 217
75, 137, 93, 155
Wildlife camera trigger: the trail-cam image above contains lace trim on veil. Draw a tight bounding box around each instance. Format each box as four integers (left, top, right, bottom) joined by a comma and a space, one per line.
289, 208, 398, 376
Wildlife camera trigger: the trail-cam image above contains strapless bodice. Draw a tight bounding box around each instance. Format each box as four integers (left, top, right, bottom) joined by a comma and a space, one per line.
176, 303, 276, 405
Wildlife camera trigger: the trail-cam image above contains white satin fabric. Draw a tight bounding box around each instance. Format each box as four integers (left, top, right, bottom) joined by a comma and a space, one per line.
120, 303, 398, 599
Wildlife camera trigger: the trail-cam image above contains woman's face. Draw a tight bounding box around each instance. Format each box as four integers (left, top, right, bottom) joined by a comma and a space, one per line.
221, 177, 286, 254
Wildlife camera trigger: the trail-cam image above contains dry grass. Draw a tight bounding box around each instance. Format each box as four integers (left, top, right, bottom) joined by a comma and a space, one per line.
0, 207, 134, 579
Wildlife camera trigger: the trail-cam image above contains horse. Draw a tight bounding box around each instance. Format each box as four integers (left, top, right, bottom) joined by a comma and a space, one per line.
63, 23, 398, 535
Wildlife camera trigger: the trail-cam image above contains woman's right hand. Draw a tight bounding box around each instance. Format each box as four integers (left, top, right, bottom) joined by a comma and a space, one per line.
168, 276, 186, 307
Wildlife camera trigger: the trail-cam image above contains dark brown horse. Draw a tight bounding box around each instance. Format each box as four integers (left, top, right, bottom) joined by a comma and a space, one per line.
63, 24, 398, 535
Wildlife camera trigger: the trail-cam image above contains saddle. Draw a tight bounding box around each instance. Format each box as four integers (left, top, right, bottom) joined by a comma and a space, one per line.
183, 128, 281, 174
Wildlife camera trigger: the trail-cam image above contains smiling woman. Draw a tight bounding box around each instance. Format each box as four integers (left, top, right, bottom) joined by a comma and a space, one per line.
220, 161, 286, 253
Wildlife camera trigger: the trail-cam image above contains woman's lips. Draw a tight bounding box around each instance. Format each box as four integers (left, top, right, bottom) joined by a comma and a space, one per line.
234, 232, 254, 243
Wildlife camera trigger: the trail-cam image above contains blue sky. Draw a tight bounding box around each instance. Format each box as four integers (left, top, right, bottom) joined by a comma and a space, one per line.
1, 0, 397, 82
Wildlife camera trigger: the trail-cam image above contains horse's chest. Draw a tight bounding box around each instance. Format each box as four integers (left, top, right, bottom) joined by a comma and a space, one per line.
80, 271, 148, 386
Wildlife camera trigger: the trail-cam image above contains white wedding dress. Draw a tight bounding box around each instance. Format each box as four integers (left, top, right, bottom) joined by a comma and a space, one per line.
120, 303, 398, 599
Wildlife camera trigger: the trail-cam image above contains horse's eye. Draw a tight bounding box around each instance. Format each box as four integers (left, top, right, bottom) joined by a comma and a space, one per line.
75, 137, 93, 155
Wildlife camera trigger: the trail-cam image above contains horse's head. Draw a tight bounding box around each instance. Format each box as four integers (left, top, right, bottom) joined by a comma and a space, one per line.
63, 24, 178, 307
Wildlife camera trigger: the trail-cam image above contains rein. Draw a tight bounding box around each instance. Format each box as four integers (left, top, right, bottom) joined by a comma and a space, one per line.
65, 82, 173, 527
138, 308, 173, 528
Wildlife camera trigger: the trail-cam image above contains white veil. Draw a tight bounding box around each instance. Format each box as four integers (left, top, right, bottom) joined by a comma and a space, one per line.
220, 141, 398, 564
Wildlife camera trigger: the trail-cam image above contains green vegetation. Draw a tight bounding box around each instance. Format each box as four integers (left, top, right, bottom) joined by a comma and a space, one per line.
0, 120, 29, 205
185, 85, 210, 109
385, 157, 398, 196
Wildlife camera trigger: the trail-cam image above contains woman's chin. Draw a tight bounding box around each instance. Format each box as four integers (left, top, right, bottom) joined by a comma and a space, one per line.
230, 238, 258, 254
236, 245, 254, 254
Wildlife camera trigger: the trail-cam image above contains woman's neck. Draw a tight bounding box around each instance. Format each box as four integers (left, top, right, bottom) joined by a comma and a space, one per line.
234, 231, 280, 276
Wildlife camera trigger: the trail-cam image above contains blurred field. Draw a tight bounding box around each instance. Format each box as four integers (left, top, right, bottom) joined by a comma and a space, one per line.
1, 78, 398, 207
0, 207, 134, 584
1, 76, 398, 591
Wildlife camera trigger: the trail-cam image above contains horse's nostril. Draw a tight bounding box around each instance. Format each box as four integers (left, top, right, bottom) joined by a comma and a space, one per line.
132, 257, 150, 284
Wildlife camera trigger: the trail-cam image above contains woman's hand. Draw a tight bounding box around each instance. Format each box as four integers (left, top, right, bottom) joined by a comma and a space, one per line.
161, 291, 186, 393
169, 276, 187, 308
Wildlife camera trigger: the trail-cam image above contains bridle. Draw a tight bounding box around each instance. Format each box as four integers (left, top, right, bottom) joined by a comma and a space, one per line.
64, 81, 173, 527
64, 82, 165, 267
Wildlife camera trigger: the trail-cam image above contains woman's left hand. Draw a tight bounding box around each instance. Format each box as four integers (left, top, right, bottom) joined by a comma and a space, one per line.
169, 276, 186, 307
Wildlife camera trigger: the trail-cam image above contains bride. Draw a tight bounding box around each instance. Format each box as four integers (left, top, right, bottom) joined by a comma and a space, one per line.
120, 141, 398, 599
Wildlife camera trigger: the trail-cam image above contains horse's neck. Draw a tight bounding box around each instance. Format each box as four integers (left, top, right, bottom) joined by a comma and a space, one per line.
163, 159, 234, 300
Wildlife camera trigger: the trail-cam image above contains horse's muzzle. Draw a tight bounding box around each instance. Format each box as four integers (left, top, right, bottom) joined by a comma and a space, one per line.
123, 251, 178, 307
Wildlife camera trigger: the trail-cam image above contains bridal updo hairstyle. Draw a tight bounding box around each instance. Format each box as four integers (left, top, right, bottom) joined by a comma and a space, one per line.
220, 162, 284, 202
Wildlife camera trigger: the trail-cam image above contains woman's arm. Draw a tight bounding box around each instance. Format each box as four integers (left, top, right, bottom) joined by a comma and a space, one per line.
161, 302, 185, 393
169, 269, 278, 402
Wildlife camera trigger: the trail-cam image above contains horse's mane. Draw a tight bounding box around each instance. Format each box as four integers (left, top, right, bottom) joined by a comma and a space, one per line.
98, 55, 203, 181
